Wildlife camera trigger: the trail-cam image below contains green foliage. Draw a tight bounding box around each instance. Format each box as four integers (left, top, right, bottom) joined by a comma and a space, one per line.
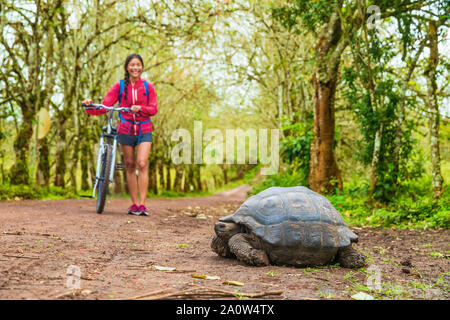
251, 112, 313, 195
0, 184, 77, 201
342, 29, 425, 202
251, 163, 309, 195
280, 112, 313, 171
272, 0, 336, 33
328, 181, 450, 229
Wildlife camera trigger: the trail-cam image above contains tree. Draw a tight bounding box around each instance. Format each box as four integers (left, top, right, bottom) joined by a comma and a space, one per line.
424, 17, 447, 199
0, 0, 64, 185
273, 0, 365, 193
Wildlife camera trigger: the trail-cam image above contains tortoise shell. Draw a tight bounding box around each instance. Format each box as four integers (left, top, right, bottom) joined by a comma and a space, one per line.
219, 186, 357, 248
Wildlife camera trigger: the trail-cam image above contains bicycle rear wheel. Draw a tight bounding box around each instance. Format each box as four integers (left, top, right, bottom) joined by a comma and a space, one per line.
96, 143, 113, 213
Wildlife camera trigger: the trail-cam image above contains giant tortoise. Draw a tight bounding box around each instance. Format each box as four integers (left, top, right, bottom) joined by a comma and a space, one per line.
211, 186, 366, 268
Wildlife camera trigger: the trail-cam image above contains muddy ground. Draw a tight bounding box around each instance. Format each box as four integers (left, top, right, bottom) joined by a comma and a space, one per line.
0, 185, 448, 300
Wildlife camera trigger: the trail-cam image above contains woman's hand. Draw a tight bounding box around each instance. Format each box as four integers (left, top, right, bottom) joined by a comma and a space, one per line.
131, 105, 142, 113
82, 98, 93, 106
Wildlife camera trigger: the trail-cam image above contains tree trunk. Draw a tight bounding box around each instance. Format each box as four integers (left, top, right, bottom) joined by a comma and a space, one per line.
54, 121, 67, 188
308, 11, 346, 194
195, 165, 202, 191
88, 139, 97, 192
10, 106, 34, 185
158, 160, 165, 190
36, 23, 56, 188
149, 158, 158, 195
173, 165, 184, 192
369, 123, 383, 198
69, 136, 79, 190
81, 140, 90, 190
186, 165, 194, 192
221, 164, 228, 185
183, 166, 189, 193
165, 164, 171, 191
37, 137, 50, 187
426, 20, 444, 199
236, 165, 245, 180
69, 104, 80, 190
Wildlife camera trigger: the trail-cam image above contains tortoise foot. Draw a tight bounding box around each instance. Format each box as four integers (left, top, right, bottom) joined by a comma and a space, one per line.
229, 233, 269, 266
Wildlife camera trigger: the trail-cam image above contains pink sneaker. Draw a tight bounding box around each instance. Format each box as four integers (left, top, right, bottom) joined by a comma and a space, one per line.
128, 204, 140, 215
138, 205, 148, 216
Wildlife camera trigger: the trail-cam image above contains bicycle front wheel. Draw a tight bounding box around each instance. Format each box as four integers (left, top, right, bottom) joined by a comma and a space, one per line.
96, 143, 113, 213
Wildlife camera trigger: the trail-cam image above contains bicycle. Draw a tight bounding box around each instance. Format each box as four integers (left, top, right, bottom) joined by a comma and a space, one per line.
82, 103, 131, 213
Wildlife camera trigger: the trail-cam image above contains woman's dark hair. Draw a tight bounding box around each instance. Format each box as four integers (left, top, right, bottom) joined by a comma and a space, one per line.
123, 53, 144, 101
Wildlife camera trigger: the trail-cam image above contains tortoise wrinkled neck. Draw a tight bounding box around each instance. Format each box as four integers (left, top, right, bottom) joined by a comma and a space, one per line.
214, 222, 241, 240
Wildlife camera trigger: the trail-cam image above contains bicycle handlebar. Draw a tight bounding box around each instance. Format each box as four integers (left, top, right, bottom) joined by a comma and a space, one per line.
82, 103, 131, 113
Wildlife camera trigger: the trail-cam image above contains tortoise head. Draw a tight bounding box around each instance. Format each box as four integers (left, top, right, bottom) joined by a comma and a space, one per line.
214, 221, 242, 241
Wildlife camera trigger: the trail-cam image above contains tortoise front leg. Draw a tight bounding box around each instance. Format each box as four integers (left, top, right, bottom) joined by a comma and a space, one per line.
211, 235, 234, 258
228, 233, 269, 266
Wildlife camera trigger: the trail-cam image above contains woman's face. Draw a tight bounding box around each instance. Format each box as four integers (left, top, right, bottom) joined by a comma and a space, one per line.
127, 58, 143, 79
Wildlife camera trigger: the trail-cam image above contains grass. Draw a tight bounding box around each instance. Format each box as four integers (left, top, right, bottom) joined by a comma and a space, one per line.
265, 270, 277, 277
0, 184, 78, 201
317, 287, 335, 299
232, 290, 249, 300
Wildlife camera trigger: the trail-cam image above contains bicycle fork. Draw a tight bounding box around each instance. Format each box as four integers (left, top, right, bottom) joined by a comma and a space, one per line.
92, 136, 118, 198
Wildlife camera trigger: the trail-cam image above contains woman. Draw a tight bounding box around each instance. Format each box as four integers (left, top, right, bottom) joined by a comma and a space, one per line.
82, 53, 157, 216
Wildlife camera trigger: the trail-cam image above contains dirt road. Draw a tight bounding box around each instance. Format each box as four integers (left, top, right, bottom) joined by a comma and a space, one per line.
0, 185, 448, 300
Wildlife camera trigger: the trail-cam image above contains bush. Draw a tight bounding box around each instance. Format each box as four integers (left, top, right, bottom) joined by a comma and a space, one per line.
250, 163, 309, 195
0, 184, 77, 201
331, 186, 450, 229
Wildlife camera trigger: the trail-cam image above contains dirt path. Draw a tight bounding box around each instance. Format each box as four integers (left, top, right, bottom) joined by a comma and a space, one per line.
0, 185, 448, 300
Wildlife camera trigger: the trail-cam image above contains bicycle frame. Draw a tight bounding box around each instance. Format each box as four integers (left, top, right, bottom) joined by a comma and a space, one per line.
83, 104, 131, 199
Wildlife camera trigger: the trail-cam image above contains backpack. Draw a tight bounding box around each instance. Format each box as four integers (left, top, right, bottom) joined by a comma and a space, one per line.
118, 79, 149, 107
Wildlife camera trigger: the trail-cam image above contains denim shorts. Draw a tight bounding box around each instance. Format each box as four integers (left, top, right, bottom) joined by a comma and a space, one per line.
117, 132, 152, 146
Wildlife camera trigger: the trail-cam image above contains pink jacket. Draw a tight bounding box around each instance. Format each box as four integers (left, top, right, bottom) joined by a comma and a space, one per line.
85, 78, 157, 135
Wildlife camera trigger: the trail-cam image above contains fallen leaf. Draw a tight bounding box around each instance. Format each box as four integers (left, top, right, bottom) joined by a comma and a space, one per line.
154, 265, 176, 271
192, 274, 220, 280
223, 280, 244, 286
